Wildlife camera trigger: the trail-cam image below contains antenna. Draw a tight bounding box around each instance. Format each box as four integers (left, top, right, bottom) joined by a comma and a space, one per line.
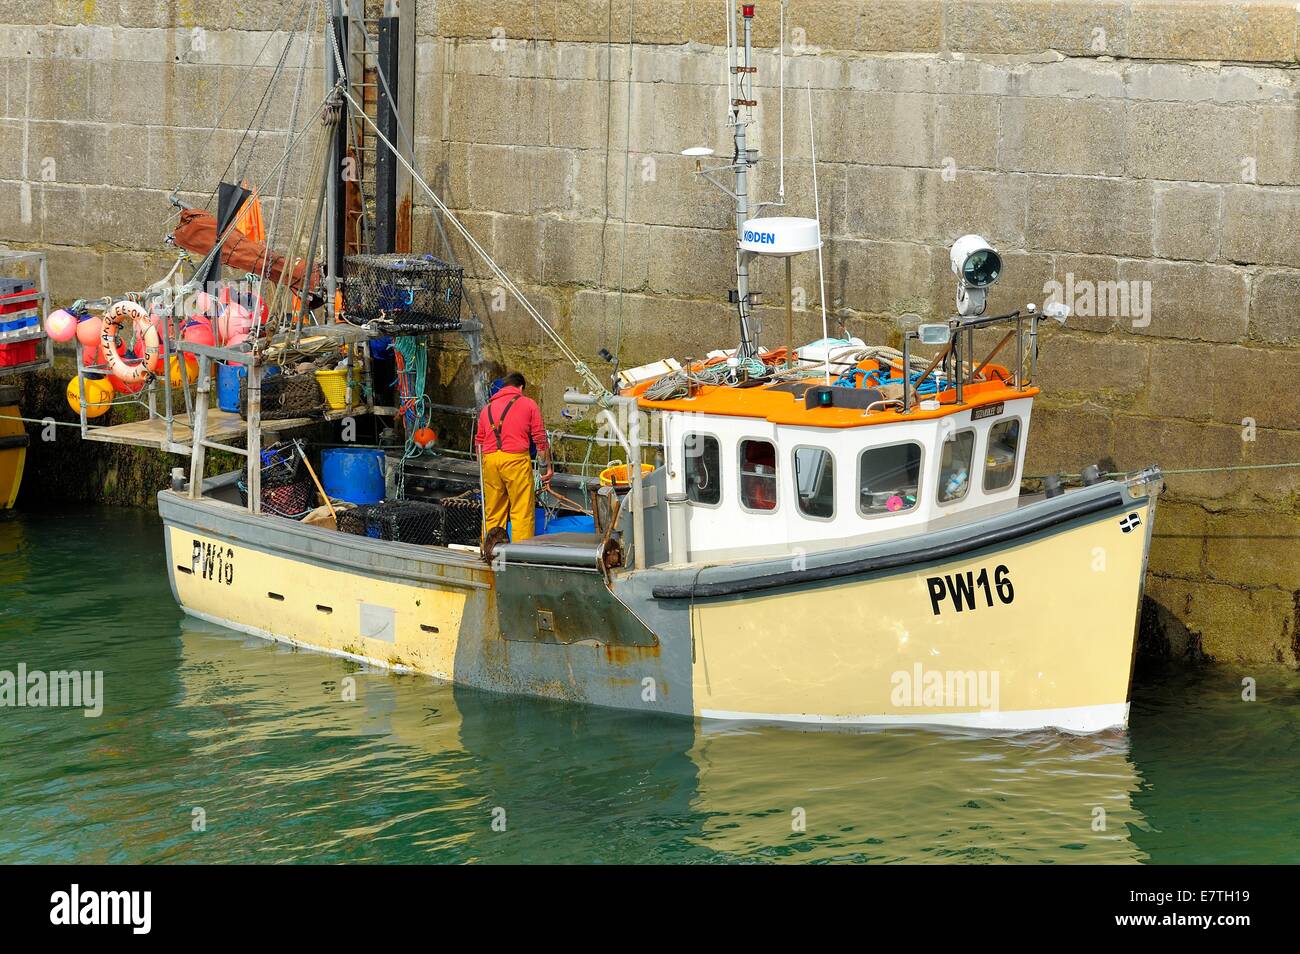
778, 0, 786, 201
808, 83, 830, 385
687, 3, 767, 357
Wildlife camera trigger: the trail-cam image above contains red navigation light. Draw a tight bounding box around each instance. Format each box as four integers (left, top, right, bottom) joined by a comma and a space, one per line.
742, 5, 754, 18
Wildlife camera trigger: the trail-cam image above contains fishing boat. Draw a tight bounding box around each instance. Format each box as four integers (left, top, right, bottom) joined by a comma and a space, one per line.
0, 251, 53, 510
77, 3, 1160, 733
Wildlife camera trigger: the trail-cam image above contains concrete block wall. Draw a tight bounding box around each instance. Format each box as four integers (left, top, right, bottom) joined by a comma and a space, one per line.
417, 0, 1300, 667
0, 2, 322, 301
1, 1, 1297, 666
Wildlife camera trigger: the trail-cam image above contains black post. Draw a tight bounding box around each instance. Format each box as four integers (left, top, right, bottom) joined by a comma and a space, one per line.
375, 15, 400, 255
328, 14, 349, 282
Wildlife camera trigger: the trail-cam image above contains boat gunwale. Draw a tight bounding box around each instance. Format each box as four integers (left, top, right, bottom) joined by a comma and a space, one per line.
648, 480, 1142, 600
159, 483, 492, 590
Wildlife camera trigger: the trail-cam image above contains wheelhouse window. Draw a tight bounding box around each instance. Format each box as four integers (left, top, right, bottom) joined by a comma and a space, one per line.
739, 439, 778, 511
858, 443, 922, 516
793, 446, 835, 519
683, 433, 720, 505
937, 430, 975, 504
983, 418, 1021, 492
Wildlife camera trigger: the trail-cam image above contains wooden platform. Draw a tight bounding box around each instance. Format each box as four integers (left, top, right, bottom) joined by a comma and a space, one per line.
82, 409, 317, 451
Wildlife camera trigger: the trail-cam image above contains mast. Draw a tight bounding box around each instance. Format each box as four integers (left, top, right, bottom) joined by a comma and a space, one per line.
732, 3, 758, 358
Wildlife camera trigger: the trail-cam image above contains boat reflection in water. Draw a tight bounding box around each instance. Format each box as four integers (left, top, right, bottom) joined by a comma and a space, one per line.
175, 619, 1148, 863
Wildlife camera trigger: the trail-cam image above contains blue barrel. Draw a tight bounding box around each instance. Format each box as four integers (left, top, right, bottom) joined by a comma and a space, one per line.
320, 447, 386, 505
216, 363, 247, 413
544, 514, 596, 535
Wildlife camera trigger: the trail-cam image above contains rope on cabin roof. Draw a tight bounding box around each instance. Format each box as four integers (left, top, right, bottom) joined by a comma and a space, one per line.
642, 358, 772, 401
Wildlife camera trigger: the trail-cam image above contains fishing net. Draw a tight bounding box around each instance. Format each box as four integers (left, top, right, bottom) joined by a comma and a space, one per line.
341, 254, 463, 334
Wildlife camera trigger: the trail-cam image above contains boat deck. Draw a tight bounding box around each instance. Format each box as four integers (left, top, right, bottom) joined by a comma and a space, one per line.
83, 408, 322, 450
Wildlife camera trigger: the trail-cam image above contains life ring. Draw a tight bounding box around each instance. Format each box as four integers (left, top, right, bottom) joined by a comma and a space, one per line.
100, 301, 161, 383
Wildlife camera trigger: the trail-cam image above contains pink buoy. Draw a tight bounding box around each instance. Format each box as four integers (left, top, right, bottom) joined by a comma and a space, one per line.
217, 302, 253, 345
45, 309, 78, 342
75, 315, 103, 347
191, 291, 218, 319
885, 494, 905, 512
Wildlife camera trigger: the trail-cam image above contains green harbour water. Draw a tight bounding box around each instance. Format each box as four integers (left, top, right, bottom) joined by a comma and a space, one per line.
1, 507, 1297, 864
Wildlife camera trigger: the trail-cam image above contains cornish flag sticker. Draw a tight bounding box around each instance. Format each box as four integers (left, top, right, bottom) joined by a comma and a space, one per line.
1119, 513, 1142, 533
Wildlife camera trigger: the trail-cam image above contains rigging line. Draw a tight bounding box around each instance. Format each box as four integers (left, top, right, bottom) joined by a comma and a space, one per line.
261, 0, 318, 272
183, 93, 334, 296
613, 1, 635, 376
1029, 461, 1300, 482
337, 85, 609, 397
170, 0, 307, 199
336, 12, 488, 351
232, 0, 314, 193
208, 0, 314, 209
262, 114, 331, 338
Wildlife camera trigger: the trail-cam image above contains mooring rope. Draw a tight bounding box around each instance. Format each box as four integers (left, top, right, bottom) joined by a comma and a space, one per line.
1027, 461, 1300, 482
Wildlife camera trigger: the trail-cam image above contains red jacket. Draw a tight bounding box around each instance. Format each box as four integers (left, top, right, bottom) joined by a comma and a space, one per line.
474, 386, 549, 455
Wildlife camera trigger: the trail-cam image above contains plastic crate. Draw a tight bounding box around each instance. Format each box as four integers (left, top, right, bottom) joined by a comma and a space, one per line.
0, 341, 38, 367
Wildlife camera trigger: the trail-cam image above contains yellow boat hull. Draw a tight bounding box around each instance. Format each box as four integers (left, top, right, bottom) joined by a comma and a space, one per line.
0, 404, 28, 510
161, 477, 1156, 734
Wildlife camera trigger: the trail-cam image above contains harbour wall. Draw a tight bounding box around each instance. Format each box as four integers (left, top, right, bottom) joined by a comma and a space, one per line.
0, 1, 1297, 667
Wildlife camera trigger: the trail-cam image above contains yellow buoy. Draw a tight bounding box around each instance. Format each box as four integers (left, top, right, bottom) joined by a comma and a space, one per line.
66, 377, 114, 419
168, 354, 199, 388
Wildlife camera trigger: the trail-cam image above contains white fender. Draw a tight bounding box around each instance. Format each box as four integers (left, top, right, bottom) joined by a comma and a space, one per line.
101, 300, 160, 384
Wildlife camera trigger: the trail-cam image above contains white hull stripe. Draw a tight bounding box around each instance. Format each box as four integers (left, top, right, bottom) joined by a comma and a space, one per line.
699, 703, 1130, 734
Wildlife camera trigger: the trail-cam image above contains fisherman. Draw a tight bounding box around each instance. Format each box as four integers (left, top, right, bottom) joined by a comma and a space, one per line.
474, 371, 552, 542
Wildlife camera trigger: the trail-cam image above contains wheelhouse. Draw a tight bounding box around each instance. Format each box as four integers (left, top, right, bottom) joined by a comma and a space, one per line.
631, 329, 1041, 563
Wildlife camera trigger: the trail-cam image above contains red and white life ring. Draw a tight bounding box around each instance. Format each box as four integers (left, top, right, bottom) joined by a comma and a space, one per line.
100, 301, 161, 383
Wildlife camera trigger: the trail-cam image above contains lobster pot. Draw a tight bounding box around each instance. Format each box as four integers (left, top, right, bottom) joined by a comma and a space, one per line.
235, 442, 313, 517
259, 442, 302, 488
341, 254, 463, 333
377, 501, 446, 545
261, 480, 313, 518
441, 493, 483, 546
336, 505, 377, 538
335, 501, 447, 546
240, 372, 324, 421
237, 478, 314, 518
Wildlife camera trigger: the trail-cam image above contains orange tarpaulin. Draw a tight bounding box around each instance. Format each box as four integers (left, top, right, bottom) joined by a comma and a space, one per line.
172, 206, 321, 306
233, 186, 266, 244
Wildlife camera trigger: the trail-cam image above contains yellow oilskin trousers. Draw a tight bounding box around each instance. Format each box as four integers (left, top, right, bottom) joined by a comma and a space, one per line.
482, 450, 535, 541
